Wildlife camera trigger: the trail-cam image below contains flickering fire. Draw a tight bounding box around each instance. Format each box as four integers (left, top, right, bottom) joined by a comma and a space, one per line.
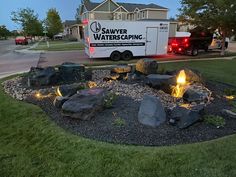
172, 70, 189, 98
56, 87, 62, 97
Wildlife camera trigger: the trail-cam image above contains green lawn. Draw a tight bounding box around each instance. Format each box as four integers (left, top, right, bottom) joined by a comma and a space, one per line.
32, 40, 84, 51
1, 59, 236, 177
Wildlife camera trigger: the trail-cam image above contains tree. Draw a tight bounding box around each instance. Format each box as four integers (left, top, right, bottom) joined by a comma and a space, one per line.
179, 0, 236, 55
11, 8, 43, 36
45, 8, 63, 38
0, 25, 11, 39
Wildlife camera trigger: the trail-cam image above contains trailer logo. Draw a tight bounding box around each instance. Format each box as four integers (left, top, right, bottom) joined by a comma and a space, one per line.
90, 21, 101, 33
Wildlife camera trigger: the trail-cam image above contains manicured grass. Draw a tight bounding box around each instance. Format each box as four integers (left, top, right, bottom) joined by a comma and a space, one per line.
1, 60, 236, 177
32, 41, 84, 51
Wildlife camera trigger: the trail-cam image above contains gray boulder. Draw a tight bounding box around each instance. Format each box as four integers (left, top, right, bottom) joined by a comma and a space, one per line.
170, 105, 204, 129
28, 67, 58, 87
59, 62, 88, 82
53, 96, 69, 108
183, 88, 209, 103
138, 95, 166, 127
136, 59, 158, 75
222, 109, 236, 119
62, 88, 107, 120
56, 83, 85, 97
145, 74, 176, 92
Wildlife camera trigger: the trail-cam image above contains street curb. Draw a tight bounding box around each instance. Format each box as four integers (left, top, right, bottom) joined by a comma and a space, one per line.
85, 56, 235, 69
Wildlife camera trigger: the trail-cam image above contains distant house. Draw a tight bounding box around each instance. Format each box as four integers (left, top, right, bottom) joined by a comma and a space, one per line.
78, 0, 177, 37
62, 20, 77, 36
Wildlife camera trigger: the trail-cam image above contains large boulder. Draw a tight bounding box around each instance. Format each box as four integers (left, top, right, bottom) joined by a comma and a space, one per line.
170, 105, 204, 129
138, 95, 166, 127
145, 74, 176, 93
56, 83, 85, 97
53, 96, 69, 108
58, 62, 91, 82
183, 85, 210, 103
62, 88, 107, 120
28, 67, 58, 87
136, 59, 158, 75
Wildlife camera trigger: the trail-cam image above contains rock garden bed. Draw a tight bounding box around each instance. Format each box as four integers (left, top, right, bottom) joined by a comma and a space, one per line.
2, 60, 236, 146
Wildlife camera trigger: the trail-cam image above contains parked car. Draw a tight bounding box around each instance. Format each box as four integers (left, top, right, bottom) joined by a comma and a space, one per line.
15, 36, 28, 45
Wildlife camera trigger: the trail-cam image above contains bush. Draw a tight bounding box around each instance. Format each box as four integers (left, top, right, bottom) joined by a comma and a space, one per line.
204, 115, 225, 128
113, 117, 126, 127
103, 92, 118, 108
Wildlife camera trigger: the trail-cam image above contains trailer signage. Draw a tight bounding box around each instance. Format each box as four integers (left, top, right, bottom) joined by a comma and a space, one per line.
90, 21, 143, 41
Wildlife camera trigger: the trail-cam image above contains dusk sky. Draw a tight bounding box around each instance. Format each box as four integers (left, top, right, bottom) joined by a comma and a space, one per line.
0, 0, 181, 30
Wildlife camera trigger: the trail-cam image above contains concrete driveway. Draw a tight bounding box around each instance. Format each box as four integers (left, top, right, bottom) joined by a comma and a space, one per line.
0, 40, 40, 78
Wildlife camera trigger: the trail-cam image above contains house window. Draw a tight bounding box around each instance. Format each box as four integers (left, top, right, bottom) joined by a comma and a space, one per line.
142, 11, 145, 19
114, 12, 122, 20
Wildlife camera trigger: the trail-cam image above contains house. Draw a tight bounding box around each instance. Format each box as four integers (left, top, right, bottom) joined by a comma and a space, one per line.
78, 0, 177, 37
62, 20, 78, 37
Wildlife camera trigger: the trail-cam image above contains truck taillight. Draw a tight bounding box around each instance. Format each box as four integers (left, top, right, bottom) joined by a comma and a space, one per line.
184, 38, 188, 43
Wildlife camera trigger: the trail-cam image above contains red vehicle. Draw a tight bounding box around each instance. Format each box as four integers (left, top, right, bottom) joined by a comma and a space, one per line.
15, 36, 28, 45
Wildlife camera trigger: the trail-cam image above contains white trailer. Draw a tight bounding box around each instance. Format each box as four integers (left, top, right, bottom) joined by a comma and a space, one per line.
83, 20, 170, 61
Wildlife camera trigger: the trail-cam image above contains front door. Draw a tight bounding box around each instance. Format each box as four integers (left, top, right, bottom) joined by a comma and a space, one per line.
146, 27, 158, 55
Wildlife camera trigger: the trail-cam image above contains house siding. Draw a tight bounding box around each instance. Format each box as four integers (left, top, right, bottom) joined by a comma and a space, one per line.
94, 0, 118, 12
147, 10, 167, 19
169, 23, 177, 37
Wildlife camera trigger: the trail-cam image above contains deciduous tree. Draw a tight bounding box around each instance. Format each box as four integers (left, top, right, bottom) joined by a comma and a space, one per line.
179, 0, 236, 55
45, 8, 63, 38
11, 8, 43, 36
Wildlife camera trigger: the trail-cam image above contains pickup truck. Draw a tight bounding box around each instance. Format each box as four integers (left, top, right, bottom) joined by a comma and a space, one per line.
169, 28, 213, 56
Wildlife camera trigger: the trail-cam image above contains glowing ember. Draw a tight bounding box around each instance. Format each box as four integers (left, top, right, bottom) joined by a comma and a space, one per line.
172, 70, 189, 98
56, 87, 62, 97
35, 91, 53, 99
35, 92, 41, 99
87, 81, 97, 88
225, 95, 235, 100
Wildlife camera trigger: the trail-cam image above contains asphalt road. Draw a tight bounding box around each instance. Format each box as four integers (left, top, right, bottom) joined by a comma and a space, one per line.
0, 40, 40, 78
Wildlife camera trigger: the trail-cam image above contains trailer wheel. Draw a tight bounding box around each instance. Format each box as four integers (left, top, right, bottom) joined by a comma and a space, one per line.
110, 51, 121, 61
191, 47, 198, 56
121, 51, 133, 61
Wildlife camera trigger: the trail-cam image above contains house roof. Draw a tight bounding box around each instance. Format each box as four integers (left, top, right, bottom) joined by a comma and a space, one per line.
83, 0, 167, 12
118, 3, 167, 12
63, 20, 77, 26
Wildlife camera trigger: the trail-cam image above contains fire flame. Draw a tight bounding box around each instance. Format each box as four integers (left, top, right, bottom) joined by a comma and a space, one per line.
56, 87, 62, 97
172, 70, 189, 98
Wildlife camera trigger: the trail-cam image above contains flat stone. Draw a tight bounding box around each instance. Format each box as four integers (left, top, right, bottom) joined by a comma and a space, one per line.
145, 74, 176, 89
222, 109, 236, 119
183, 87, 209, 103
111, 65, 132, 74
62, 88, 107, 120
136, 59, 158, 75
138, 95, 166, 127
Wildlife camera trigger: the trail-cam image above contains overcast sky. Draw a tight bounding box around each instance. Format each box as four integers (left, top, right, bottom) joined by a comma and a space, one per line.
0, 0, 181, 30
